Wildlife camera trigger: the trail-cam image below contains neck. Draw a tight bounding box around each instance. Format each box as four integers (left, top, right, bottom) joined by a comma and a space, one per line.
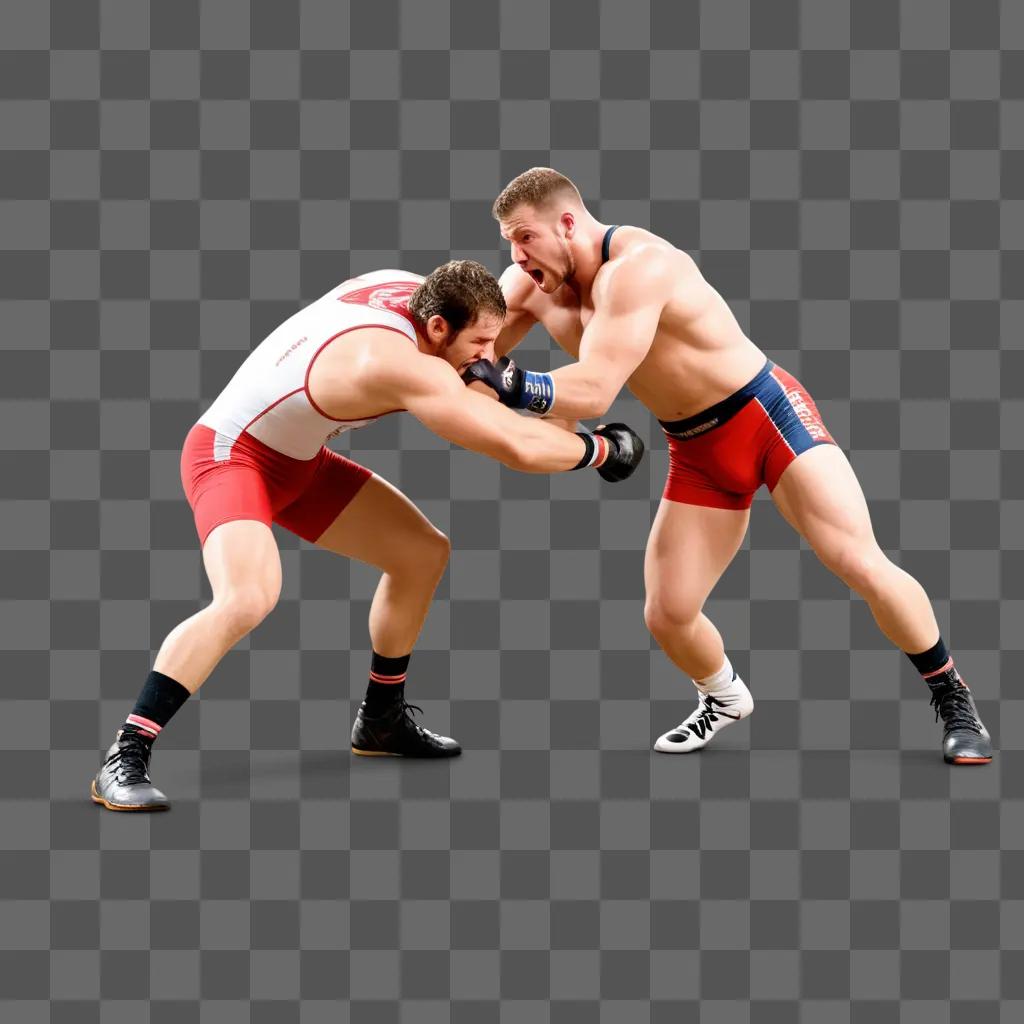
564, 219, 609, 300
411, 320, 432, 353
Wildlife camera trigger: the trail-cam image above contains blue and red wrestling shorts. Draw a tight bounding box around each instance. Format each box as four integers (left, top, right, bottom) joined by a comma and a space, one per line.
660, 358, 836, 510
180, 425, 372, 547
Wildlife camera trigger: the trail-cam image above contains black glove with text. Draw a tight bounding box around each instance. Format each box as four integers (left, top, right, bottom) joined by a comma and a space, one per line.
462, 357, 555, 415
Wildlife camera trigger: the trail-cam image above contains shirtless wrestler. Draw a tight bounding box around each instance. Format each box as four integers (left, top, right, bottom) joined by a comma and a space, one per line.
90, 260, 644, 811
464, 168, 991, 767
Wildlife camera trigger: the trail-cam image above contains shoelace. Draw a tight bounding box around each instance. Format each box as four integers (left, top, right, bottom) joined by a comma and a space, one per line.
930, 685, 982, 735
394, 700, 442, 741
677, 692, 732, 737
693, 692, 726, 729
111, 734, 152, 785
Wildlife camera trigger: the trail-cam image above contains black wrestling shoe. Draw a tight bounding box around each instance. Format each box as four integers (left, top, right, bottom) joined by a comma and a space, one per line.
351, 699, 461, 758
90, 728, 170, 811
927, 674, 993, 765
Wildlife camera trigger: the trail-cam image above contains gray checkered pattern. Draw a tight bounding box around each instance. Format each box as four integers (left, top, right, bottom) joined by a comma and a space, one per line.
1, 0, 1021, 1019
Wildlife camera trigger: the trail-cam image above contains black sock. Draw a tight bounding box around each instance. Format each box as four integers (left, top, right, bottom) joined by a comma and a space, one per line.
365, 652, 410, 713
122, 670, 191, 743
906, 637, 957, 683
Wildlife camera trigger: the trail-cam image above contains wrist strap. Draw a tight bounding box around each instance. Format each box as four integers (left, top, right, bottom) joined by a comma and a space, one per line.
521, 370, 555, 415
571, 432, 611, 470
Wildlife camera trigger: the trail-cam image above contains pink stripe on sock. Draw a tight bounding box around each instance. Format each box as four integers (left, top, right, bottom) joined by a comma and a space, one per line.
126, 713, 161, 736
369, 671, 407, 684
922, 657, 954, 679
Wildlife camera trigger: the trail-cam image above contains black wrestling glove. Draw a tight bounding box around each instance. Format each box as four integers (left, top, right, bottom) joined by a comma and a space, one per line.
462, 357, 555, 415
573, 423, 645, 482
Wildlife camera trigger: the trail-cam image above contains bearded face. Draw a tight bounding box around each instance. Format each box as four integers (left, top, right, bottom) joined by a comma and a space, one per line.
435, 311, 503, 373
501, 207, 577, 293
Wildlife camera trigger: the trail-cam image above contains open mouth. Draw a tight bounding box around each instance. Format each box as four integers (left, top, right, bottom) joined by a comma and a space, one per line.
529, 269, 543, 284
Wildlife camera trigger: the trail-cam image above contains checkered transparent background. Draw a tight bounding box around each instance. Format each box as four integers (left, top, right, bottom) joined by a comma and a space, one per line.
1, 0, 1023, 1020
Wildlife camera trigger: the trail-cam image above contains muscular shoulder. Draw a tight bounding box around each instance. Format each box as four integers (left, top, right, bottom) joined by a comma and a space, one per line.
319, 325, 420, 392
353, 329, 457, 402
595, 239, 687, 312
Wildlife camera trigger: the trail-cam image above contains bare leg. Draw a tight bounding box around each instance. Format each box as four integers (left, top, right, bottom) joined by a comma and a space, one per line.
645, 497, 756, 752
92, 518, 283, 810
153, 519, 282, 693
312, 474, 450, 655
314, 474, 459, 758
770, 445, 939, 654
643, 498, 751, 680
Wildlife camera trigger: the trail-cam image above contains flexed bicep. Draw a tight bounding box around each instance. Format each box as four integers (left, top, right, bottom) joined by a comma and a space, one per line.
538, 252, 675, 420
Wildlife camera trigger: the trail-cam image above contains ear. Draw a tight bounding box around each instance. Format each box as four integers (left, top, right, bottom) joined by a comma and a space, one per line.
424, 314, 450, 354
560, 210, 576, 238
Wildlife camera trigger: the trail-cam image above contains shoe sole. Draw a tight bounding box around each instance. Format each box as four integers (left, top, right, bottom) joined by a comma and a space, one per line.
351, 746, 461, 758
90, 779, 170, 811
948, 756, 992, 765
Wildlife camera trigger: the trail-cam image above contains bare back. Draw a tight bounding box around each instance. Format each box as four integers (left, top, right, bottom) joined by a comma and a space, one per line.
505, 226, 767, 421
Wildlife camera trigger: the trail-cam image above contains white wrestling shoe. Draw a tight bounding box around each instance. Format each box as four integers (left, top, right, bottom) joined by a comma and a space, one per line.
654, 673, 754, 753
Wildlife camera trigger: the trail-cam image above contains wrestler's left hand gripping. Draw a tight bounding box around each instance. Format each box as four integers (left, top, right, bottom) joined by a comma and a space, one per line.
461, 356, 541, 410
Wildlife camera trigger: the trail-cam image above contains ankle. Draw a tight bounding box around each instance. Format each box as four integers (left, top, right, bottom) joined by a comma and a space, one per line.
695, 656, 735, 693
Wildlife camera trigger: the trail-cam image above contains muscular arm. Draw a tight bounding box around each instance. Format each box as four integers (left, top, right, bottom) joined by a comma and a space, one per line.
365, 333, 587, 473
546, 250, 675, 420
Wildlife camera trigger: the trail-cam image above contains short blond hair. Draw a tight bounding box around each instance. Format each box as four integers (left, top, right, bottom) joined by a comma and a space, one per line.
491, 167, 583, 221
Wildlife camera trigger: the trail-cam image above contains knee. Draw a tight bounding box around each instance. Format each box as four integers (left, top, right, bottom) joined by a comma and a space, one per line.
214, 586, 279, 638
415, 528, 451, 578
425, 529, 451, 574
386, 527, 450, 581
820, 542, 889, 597
644, 594, 701, 640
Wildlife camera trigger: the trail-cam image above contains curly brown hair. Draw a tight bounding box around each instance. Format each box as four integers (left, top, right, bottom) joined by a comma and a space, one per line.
491, 167, 583, 221
407, 260, 506, 334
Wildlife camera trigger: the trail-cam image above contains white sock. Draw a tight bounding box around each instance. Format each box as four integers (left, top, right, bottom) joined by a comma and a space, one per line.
695, 656, 735, 693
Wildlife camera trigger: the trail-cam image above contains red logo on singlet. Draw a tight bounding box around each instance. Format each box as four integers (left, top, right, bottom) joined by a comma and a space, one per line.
338, 281, 419, 315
